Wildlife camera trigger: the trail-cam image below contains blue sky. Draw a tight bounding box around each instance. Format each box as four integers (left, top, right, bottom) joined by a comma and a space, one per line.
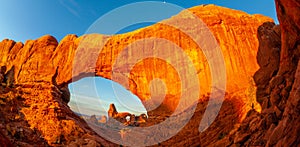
0, 1, 278, 116
0, 0, 278, 42
69, 77, 147, 116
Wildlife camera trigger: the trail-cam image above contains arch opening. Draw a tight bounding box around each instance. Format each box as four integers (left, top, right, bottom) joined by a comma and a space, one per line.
67, 77, 147, 120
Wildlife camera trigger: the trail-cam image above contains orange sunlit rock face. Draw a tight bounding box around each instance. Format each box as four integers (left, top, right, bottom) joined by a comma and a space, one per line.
0, 4, 281, 146
0, 5, 273, 119
95, 5, 271, 116
129, 58, 181, 112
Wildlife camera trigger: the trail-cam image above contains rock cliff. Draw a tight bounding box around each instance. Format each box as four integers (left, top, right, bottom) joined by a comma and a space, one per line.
226, 0, 300, 146
0, 2, 299, 146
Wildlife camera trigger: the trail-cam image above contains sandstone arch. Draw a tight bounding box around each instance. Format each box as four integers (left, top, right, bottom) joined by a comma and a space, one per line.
0, 4, 281, 146
0, 5, 272, 117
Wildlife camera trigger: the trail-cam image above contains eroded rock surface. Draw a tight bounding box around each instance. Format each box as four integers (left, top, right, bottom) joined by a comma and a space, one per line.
0, 5, 271, 114
224, 0, 300, 146
0, 2, 299, 146
107, 103, 147, 126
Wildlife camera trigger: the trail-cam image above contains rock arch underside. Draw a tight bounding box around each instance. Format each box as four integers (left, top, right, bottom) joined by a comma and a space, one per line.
0, 1, 299, 146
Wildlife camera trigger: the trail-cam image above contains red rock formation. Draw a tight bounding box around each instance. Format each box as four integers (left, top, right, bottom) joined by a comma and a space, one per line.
108, 103, 118, 118
261, 0, 300, 145
1, 2, 298, 146
225, 0, 300, 146
0, 5, 271, 115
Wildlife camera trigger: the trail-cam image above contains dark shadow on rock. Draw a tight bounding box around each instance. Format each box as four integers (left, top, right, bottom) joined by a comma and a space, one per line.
155, 94, 244, 146
254, 22, 281, 110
